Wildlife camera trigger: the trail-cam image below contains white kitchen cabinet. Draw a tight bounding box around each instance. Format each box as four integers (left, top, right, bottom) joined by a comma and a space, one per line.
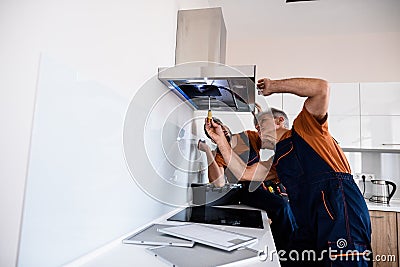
278, 82, 400, 150
282, 93, 304, 115
287, 115, 361, 149
283, 82, 359, 116
258, 93, 282, 110
329, 83, 359, 115
329, 115, 361, 148
287, 114, 296, 129
283, 83, 361, 148
360, 82, 400, 115
361, 116, 400, 149
328, 83, 361, 148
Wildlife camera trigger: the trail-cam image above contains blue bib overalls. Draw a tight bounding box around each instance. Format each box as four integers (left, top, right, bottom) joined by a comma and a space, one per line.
273, 128, 372, 266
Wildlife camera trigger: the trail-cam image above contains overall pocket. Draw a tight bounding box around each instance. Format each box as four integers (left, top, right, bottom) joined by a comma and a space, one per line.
321, 190, 336, 220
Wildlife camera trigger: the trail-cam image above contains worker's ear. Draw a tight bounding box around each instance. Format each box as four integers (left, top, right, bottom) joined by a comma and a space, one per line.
275, 116, 284, 126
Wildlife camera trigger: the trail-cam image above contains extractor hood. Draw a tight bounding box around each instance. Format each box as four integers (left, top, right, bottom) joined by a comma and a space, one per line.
158, 63, 255, 112
158, 7, 256, 112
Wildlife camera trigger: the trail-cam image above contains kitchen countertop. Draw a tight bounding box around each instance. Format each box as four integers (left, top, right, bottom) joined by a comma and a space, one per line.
64, 205, 280, 267
61, 200, 400, 267
366, 199, 400, 212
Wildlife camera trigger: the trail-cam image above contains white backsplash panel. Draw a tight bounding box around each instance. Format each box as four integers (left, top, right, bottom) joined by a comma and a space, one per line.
347, 151, 400, 200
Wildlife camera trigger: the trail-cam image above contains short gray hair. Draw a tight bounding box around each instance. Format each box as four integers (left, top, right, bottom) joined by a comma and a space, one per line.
256, 107, 290, 129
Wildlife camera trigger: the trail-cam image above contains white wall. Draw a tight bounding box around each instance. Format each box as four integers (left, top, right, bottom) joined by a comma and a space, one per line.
221, 0, 400, 82
0, 0, 182, 266
227, 32, 400, 82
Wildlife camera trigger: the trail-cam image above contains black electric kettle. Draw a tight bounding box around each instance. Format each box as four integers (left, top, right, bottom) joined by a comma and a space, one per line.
369, 179, 397, 204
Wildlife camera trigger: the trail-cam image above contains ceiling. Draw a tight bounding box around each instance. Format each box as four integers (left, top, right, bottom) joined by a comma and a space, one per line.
198, 0, 400, 40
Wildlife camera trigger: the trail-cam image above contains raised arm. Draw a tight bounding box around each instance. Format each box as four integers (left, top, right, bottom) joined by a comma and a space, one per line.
257, 78, 330, 121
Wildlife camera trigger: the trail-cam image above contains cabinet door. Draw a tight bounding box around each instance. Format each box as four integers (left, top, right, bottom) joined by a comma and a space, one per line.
328, 115, 360, 148
360, 82, 400, 115
369, 210, 398, 267
282, 82, 360, 116
260, 93, 282, 110
282, 93, 304, 115
361, 116, 400, 149
397, 213, 400, 267
329, 83, 359, 115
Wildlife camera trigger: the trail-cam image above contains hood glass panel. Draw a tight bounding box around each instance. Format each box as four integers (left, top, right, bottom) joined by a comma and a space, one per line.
168, 79, 252, 112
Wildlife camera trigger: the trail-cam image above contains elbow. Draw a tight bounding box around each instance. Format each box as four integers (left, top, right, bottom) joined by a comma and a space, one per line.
319, 79, 330, 97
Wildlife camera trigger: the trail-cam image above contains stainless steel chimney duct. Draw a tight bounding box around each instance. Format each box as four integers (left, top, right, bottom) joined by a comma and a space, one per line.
175, 7, 226, 65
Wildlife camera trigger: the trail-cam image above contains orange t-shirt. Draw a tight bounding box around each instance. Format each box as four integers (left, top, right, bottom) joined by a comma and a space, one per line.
214, 130, 261, 168
280, 106, 351, 173
213, 131, 280, 183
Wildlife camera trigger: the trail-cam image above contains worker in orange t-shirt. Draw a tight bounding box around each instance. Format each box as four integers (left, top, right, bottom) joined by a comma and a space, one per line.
206, 77, 372, 267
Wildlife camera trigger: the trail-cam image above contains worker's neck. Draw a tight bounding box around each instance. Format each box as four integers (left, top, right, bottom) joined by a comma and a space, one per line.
276, 128, 290, 142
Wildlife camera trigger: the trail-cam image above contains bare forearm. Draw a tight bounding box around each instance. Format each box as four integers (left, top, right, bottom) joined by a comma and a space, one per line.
259, 77, 330, 118
207, 162, 225, 187
203, 148, 216, 166
238, 160, 273, 182
217, 140, 269, 182
217, 140, 247, 182
269, 78, 328, 96
203, 148, 225, 186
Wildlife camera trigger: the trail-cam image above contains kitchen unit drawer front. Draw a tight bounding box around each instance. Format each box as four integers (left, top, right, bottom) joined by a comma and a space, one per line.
370, 210, 398, 267
360, 82, 400, 116
361, 116, 400, 149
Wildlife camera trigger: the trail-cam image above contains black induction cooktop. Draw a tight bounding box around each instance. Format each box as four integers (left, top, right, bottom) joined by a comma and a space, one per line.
167, 206, 264, 229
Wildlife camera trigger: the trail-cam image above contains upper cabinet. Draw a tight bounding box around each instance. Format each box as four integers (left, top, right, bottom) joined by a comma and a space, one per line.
328, 83, 361, 148
282, 83, 361, 148
329, 115, 361, 148
282, 93, 304, 115
329, 83, 360, 115
360, 82, 400, 150
360, 82, 400, 115
261, 93, 282, 110
262, 81, 400, 150
282, 83, 360, 115
361, 116, 400, 149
